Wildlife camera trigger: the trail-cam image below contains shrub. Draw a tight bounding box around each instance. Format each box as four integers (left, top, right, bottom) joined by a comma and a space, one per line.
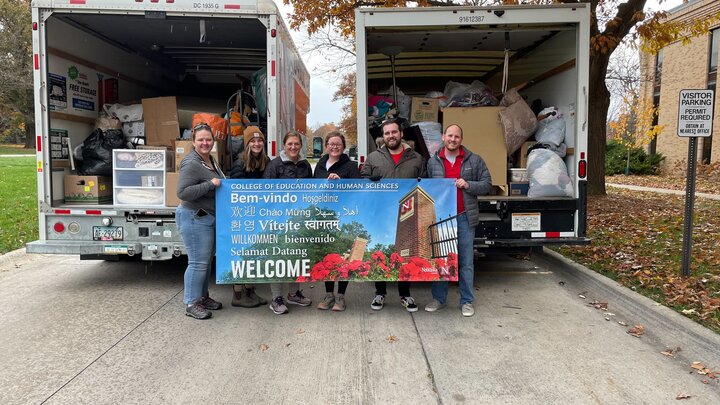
605, 140, 664, 175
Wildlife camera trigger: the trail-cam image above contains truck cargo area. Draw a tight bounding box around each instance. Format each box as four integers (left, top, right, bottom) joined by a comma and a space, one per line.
30, 3, 311, 260
356, 6, 590, 248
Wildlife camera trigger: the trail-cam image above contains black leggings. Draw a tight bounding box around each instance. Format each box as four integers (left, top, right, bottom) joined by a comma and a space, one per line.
325, 281, 348, 295
375, 281, 410, 297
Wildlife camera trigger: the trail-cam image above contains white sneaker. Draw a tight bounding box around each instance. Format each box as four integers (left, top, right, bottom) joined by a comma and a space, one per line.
461, 303, 475, 317
424, 299, 446, 312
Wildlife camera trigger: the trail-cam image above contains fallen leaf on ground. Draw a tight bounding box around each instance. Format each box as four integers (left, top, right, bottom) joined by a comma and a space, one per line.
627, 324, 645, 337
676, 394, 691, 400
661, 347, 681, 357
259, 343, 269, 352
618, 321, 628, 326
578, 293, 586, 299
387, 335, 398, 343
681, 309, 696, 315
295, 328, 305, 335
594, 302, 609, 310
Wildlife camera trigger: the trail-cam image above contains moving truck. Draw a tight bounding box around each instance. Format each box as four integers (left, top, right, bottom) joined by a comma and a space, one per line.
27, 0, 309, 260
355, 4, 590, 251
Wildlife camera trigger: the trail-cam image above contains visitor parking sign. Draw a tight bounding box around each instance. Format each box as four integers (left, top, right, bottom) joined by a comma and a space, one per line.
677, 89, 714, 137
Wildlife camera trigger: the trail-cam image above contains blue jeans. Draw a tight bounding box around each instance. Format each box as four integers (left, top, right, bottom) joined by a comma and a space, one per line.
431, 213, 475, 305
176, 205, 216, 304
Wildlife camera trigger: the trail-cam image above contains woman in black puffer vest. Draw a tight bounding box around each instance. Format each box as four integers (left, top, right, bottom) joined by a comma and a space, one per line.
313, 131, 360, 312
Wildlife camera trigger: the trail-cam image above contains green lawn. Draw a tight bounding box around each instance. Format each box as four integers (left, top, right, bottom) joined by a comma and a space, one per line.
0, 144, 35, 155
0, 156, 38, 254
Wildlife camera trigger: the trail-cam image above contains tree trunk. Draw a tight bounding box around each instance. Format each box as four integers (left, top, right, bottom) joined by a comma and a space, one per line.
23, 119, 35, 150
587, 52, 611, 196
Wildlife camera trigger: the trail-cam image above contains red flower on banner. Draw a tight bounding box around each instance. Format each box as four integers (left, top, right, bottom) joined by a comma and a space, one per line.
322, 253, 345, 270
371, 251, 386, 263
297, 251, 457, 282
399, 257, 439, 281
446, 252, 459, 278
389, 252, 405, 267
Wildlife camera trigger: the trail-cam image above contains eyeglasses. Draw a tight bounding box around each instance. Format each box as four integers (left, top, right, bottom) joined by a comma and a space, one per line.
327, 143, 343, 148
193, 122, 211, 132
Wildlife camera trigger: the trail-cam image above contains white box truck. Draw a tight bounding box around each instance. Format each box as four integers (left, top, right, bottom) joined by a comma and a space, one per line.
355, 4, 590, 251
27, 0, 309, 260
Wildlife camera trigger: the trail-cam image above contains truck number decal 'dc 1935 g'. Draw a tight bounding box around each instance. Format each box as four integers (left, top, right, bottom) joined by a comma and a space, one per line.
193, 2, 220, 9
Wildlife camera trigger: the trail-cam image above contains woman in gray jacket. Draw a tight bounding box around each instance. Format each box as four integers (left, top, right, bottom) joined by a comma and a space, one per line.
176, 123, 225, 320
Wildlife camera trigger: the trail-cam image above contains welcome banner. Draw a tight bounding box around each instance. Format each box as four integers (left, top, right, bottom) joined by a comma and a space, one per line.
216, 179, 458, 284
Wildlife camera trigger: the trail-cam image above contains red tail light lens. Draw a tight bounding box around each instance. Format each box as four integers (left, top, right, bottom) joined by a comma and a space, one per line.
53, 222, 66, 233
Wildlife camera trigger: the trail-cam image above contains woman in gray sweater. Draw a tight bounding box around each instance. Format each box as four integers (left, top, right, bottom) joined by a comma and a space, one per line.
176, 123, 225, 320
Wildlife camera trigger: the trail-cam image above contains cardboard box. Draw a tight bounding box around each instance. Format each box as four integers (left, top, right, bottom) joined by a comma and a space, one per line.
442, 106, 507, 186
410, 98, 439, 123
64, 175, 112, 204
142, 97, 180, 148
509, 182, 529, 196
165, 172, 180, 207
519, 141, 536, 168
174, 139, 226, 172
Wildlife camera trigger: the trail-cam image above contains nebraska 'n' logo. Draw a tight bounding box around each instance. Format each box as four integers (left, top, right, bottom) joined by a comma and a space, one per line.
399, 196, 414, 221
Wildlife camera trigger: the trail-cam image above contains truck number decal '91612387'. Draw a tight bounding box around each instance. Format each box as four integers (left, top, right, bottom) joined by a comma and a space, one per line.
458, 16, 485, 23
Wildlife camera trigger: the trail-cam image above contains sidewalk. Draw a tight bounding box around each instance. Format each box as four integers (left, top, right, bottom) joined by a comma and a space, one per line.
606, 183, 720, 201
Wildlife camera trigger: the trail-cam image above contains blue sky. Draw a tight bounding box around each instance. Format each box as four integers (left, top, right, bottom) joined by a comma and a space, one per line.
218, 178, 457, 247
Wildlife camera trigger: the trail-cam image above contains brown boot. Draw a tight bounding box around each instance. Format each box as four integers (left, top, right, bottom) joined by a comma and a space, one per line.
231, 284, 245, 307
244, 286, 267, 307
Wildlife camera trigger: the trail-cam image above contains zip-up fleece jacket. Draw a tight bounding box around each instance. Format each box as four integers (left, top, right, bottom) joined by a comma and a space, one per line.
263, 151, 313, 179
426, 146, 492, 227
360, 145, 425, 179
177, 150, 225, 216
314, 153, 361, 179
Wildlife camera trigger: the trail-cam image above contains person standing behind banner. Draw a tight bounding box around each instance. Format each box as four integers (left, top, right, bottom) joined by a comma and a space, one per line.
227, 126, 270, 308
263, 130, 313, 315
424, 124, 491, 317
313, 131, 361, 312
360, 119, 425, 313
176, 123, 225, 320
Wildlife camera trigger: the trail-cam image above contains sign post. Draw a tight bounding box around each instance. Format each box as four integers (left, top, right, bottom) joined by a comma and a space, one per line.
676, 89, 715, 276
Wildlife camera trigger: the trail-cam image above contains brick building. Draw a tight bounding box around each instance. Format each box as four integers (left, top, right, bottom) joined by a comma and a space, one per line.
639, 0, 719, 172
395, 186, 439, 260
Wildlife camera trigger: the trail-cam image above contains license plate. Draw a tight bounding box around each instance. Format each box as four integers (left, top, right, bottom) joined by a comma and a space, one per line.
93, 226, 124, 241
511, 213, 541, 231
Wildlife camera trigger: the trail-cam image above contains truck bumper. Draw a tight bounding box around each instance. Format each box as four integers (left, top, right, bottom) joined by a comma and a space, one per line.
26, 240, 184, 261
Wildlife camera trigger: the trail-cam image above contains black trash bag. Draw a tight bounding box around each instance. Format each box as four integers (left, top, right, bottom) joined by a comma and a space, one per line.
78, 129, 126, 175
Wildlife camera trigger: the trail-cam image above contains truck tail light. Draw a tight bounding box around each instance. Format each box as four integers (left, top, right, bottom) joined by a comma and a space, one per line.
271, 29, 276, 38
33, 22, 37, 30
578, 152, 587, 179
53, 222, 66, 233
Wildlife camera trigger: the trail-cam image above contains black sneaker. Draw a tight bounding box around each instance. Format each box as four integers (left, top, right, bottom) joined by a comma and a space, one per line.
186, 301, 212, 319
200, 296, 223, 310
400, 296, 418, 312
371, 294, 385, 310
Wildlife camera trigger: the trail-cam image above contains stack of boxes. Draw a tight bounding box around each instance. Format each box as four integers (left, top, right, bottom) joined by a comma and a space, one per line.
64, 95, 230, 207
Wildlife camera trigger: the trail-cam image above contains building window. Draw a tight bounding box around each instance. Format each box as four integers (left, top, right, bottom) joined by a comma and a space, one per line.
649, 50, 663, 156
702, 28, 718, 164
708, 28, 718, 90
